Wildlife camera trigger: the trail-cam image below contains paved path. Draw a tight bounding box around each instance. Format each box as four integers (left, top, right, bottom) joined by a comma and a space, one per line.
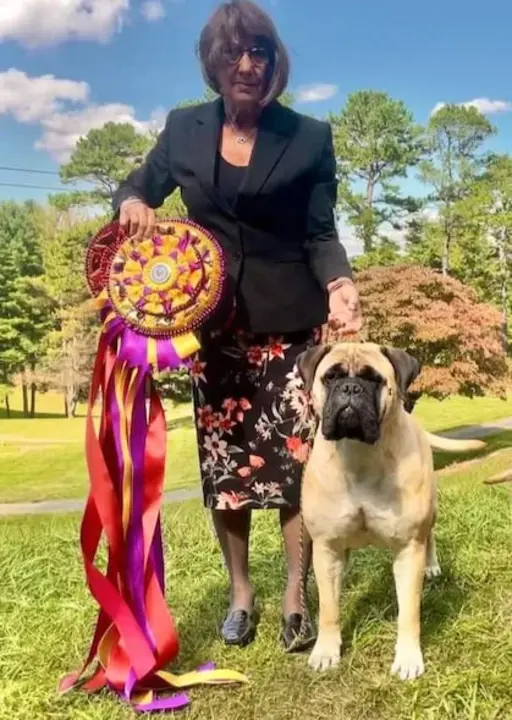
1, 417, 511, 517
0, 487, 201, 517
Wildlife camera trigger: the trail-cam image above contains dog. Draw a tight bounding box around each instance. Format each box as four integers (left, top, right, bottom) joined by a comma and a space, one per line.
296, 342, 485, 680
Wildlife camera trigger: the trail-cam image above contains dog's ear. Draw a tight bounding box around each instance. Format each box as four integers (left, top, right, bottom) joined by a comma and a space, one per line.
381, 347, 421, 396
296, 345, 331, 393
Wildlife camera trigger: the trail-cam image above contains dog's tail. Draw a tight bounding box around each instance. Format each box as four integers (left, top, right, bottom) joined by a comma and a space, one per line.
425, 431, 485, 453
484, 468, 512, 485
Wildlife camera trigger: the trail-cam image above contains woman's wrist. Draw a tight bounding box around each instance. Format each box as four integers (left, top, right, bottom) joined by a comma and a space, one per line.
327, 277, 354, 294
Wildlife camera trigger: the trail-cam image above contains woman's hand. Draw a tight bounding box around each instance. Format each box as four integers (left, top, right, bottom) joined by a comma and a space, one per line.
119, 198, 155, 242
327, 278, 363, 334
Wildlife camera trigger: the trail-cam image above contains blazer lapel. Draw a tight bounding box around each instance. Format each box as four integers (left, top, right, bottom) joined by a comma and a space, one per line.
238, 101, 296, 200
192, 98, 236, 218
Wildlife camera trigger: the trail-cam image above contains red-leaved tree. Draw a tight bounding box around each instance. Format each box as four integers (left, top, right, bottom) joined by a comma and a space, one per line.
326, 265, 509, 406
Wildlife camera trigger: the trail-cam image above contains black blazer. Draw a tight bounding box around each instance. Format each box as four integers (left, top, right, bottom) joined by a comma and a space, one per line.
112, 98, 352, 334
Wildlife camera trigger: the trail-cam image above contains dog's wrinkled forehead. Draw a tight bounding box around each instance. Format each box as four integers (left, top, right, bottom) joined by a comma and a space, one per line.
316, 343, 394, 385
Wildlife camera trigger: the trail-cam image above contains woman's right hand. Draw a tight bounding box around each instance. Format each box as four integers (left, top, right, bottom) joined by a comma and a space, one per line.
119, 198, 155, 242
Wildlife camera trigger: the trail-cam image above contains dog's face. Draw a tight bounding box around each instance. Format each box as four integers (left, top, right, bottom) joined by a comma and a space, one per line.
296, 342, 420, 444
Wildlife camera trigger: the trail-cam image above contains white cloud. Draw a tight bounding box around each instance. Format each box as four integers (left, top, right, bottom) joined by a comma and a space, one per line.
432, 97, 512, 117
295, 84, 338, 104
0, 0, 129, 47
141, 0, 166, 21
0, 69, 89, 122
0, 69, 164, 162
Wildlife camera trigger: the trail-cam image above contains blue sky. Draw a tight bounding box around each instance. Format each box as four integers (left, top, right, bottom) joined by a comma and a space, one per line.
1, 0, 512, 254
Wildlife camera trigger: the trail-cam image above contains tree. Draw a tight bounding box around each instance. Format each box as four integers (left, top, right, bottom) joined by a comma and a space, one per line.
352, 237, 402, 271
43, 301, 98, 417
347, 265, 508, 408
419, 104, 495, 276
154, 368, 192, 405
0, 201, 53, 416
39, 217, 103, 415
13, 276, 55, 416
60, 123, 153, 205
0, 238, 25, 406
452, 154, 512, 343
330, 90, 424, 253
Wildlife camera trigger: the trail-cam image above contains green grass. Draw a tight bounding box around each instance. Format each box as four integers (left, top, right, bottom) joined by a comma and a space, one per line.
1, 453, 511, 720
415, 394, 512, 432
0, 390, 193, 503
1, 393, 512, 505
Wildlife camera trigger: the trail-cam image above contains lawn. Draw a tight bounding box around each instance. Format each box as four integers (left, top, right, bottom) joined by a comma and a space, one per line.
0, 390, 194, 503
0, 451, 511, 720
2, 392, 512, 504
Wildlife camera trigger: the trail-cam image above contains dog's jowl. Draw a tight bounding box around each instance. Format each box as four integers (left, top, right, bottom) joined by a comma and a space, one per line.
297, 342, 485, 680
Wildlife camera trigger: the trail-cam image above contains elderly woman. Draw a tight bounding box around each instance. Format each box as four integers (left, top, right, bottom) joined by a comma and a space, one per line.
113, 0, 362, 652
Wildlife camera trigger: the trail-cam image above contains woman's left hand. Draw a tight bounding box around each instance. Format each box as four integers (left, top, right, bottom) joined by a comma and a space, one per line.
327, 279, 363, 334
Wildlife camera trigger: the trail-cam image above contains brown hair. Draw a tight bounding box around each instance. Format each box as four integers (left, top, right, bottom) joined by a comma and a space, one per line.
198, 0, 290, 107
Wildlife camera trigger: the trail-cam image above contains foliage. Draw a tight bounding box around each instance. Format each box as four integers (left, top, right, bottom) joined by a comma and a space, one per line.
419, 104, 495, 275
355, 265, 509, 400
42, 301, 98, 417
454, 154, 512, 322
0, 202, 54, 414
154, 368, 192, 404
59, 122, 153, 205
352, 237, 403, 271
330, 90, 424, 252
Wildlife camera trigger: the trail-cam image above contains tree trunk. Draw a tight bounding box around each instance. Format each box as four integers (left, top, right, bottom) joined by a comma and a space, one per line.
65, 386, 78, 418
363, 180, 375, 254
497, 228, 509, 351
64, 394, 69, 418
30, 363, 36, 418
21, 371, 29, 417
442, 213, 451, 276
5, 395, 10, 418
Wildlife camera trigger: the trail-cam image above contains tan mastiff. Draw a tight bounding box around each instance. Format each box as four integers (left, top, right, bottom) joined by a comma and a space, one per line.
297, 342, 485, 680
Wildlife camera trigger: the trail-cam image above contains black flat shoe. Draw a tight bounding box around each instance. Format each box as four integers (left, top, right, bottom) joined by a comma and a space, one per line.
281, 612, 317, 653
220, 608, 256, 647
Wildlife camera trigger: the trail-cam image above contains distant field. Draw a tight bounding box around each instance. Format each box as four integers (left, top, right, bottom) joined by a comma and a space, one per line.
1, 389, 512, 504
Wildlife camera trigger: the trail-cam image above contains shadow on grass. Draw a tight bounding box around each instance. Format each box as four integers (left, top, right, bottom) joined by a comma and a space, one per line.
166, 417, 194, 432
0, 409, 68, 420
433, 430, 512, 471
174, 577, 229, 667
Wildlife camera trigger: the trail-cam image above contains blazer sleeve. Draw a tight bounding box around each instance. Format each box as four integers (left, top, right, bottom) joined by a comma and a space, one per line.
305, 122, 353, 287
112, 111, 177, 214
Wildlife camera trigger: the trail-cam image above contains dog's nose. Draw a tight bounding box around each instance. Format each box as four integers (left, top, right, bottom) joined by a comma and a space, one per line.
340, 381, 363, 396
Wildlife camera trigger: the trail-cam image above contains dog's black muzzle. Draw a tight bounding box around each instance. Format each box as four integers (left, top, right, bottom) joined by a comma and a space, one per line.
321, 377, 381, 444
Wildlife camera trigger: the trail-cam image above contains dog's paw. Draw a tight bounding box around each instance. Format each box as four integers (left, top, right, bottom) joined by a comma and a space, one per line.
391, 644, 425, 681
425, 563, 442, 580
308, 635, 341, 672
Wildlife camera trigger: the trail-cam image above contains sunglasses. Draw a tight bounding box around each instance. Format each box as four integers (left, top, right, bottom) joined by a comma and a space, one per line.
223, 44, 272, 67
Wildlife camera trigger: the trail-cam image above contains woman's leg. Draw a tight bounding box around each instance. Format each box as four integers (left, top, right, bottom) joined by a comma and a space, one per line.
212, 508, 254, 611
280, 506, 312, 616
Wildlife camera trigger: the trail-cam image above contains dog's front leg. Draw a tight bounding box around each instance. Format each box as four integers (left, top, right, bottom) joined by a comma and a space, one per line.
391, 538, 427, 680
308, 539, 346, 671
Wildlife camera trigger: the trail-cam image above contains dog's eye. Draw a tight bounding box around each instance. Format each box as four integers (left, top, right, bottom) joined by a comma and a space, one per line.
322, 364, 348, 384
358, 365, 384, 384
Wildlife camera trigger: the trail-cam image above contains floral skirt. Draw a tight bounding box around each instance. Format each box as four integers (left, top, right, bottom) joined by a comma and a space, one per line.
191, 327, 321, 510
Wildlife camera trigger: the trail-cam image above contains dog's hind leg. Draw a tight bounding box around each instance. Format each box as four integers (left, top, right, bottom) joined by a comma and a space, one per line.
425, 529, 441, 580
308, 540, 346, 672
391, 538, 427, 681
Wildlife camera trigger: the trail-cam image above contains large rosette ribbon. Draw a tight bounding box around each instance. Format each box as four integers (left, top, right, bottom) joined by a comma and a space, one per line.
59, 219, 247, 712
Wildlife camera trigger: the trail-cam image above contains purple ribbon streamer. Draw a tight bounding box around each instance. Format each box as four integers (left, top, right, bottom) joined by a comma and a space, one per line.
118, 328, 151, 371
150, 515, 165, 592
156, 340, 182, 372
134, 693, 190, 713
127, 370, 156, 651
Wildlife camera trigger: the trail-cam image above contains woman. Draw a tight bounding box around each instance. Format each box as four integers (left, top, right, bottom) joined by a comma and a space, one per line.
113, 0, 362, 652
